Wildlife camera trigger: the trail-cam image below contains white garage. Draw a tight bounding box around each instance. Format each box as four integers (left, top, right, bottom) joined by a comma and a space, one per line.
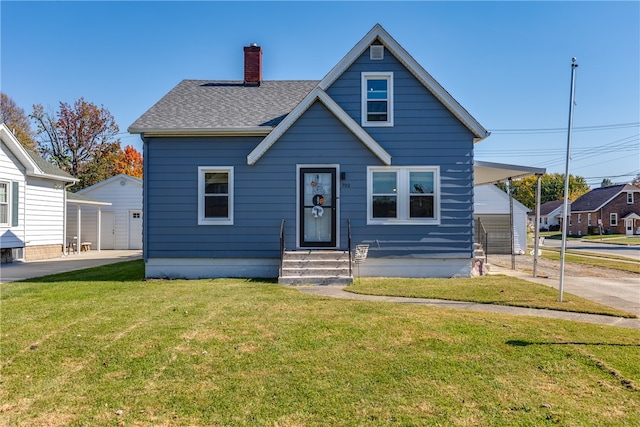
67, 174, 143, 250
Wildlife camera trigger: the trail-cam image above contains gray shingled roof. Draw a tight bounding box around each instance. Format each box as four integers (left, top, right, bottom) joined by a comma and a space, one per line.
570, 184, 629, 212
26, 149, 75, 180
528, 200, 563, 216
129, 80, 319, 132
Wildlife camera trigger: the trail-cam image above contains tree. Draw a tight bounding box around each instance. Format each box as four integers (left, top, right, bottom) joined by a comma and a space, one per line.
600, 178, 613, 187
0, 92, 37, 151
632, 174, 640, 186
114, 145, 143, 178
498, 173, 590, 209
31, 98, 121, 190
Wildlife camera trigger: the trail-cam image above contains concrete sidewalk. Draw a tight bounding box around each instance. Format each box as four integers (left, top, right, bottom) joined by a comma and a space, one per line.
298, 270, 640, 330
0, 250, 142, 283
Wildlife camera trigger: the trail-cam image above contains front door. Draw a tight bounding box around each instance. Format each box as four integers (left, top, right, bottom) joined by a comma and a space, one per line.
300, 168, 337, 247
625, 219, 634, 235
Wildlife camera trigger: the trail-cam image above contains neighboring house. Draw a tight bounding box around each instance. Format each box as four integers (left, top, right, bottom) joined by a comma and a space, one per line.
0, 123, 77, 262
474, 184, 529, 254
528, 200, 564, 231
129, 24, 497, 280
568, 184, 640, 236
67, 174, 143, 250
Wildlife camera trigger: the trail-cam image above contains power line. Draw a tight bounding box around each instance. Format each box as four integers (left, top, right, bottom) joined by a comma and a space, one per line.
490, 122, 639, 135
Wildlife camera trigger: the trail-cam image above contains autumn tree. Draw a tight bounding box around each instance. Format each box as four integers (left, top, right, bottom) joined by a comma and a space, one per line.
31, 98, 121, 190
0, 92, 37, 151
114, 145, 143, 178
498, 173, 590, 209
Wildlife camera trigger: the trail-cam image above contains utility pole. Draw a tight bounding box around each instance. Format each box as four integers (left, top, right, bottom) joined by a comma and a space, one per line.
559, 58, 578, 302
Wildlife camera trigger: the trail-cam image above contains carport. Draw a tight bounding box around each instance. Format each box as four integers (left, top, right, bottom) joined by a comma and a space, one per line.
65, 192, 111, 255
474, 161, 546, 275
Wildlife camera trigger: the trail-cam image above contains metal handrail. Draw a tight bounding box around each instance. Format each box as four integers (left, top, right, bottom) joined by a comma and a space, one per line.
279, 218, 285, 277
347, 218, 352, 277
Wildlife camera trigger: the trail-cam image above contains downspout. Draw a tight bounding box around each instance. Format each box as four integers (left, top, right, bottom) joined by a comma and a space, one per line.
142, 135, 148, 263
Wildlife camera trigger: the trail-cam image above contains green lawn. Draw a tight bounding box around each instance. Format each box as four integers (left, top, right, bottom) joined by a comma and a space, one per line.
2, 260, 639, 426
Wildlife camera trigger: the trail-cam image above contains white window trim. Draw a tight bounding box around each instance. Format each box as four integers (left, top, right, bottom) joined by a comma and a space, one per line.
627, 192, 634, 204
367, 166, 440, 225
587, 213, 592, 226
198, 166, 234, 225
577, 213, 582, 224
610, 213, 618, 226
361, 72, 394, 127
0, 181, 9, 227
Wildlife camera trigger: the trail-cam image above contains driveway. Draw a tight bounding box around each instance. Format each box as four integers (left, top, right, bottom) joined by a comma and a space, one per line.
0, 250, 142, 283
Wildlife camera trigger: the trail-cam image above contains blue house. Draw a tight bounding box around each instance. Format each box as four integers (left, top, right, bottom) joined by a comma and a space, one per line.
129, 24, 493, 282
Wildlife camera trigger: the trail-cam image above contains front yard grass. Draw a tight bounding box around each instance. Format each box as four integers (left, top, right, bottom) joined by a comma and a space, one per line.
538, 247, 640, 274
1, 260, 639, 426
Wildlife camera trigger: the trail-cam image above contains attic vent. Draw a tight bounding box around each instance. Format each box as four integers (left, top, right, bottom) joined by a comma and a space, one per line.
370, 45, 384, 60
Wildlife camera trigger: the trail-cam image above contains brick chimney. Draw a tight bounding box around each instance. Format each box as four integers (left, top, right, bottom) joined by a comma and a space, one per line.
244, 44, 262, 85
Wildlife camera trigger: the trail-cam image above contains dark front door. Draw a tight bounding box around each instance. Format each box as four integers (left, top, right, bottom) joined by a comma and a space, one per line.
300, 168, 337, 247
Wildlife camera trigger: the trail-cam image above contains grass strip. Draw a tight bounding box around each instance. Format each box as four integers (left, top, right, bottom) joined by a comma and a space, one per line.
347, 276, 636, 318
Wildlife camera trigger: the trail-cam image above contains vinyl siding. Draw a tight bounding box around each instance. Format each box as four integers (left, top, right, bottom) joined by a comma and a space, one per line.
0, 142, 26, 248
24, 177, 65, 246
327, 46, 476, 259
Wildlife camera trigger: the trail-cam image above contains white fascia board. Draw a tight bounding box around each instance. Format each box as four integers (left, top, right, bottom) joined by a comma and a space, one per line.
128, 127, 272, 137
247, 87, 391, 166
318, 24, 490, 141
0, 123, 40, 175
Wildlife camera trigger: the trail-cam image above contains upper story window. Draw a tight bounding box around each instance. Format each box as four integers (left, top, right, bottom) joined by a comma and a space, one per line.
368, 166, 440, 225
627, 192, 634, 204
0, 182, 8, 226
577, 213, 582, 224
198, 167, 234, 225
362, 72, 393, 127
587, 213, 592, 226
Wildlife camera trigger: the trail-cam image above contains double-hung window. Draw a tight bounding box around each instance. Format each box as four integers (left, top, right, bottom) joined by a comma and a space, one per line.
362, 72, 393, 126
610, 213, 618, 226
368, 166, 440, 224
0, 182, 8, 226
628, 192, 634, 204
198, 167, 233, 225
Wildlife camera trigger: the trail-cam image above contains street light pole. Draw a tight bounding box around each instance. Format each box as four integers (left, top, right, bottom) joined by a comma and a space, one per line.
559, 58, 578, 302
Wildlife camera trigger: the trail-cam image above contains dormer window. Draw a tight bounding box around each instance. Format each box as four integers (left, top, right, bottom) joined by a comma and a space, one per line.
362, 72, 393, 127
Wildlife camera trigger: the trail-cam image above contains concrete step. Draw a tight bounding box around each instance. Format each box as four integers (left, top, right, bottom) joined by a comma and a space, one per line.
279, 250, 352, 285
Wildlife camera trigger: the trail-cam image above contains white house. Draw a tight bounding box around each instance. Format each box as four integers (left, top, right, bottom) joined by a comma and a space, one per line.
528, 200, 564, 231
1, 123, 77, 262
474, 184, 529, 254
67, 174, 143, 250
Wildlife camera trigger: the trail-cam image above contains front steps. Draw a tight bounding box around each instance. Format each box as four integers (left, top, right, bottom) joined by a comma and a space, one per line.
279, 250, 353, 285
472, 242, 490, 276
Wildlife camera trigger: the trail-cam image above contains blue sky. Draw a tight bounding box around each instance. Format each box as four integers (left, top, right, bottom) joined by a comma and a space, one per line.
2, 1, 638, 187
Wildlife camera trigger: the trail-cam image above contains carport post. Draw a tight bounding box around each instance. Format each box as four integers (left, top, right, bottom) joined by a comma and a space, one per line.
533, 173, 542, 277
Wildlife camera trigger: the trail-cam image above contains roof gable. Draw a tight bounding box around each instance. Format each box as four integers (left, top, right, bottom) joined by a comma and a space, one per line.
319, 24, 489, 141
77, 173, 142, 194
247, 87, 391, 166
1, 123, 76, 182
570, 184, 640, 212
